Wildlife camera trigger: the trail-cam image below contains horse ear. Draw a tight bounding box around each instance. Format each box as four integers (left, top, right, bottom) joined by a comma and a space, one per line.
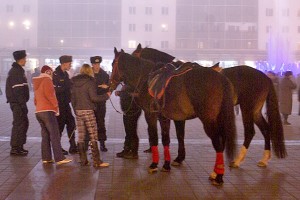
137, 43, 142, 50
114, 47, 118, 55
212, 62, 220, 67
121, 49, 125, 53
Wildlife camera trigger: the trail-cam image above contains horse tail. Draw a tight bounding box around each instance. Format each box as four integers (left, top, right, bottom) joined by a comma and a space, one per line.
266, 80, 287, 158
220, 78, 237, 162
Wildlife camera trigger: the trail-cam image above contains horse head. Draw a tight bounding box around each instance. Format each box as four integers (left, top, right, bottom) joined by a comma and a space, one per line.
109, 47, 125, 91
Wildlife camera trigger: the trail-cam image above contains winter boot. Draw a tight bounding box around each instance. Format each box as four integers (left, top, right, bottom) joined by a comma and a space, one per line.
78, 142, 89, 166
91, 141, 109, 168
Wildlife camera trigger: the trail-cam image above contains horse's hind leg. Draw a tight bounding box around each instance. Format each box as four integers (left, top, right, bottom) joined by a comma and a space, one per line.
203, 122, 225, 186
230, 107, 255, 168
254, 112, 271, 167
171, 120, 186, 166
158, 114, 171, 172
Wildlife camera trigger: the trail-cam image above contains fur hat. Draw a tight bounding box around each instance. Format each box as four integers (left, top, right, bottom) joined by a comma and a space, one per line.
90, 56, 102, 64
41, 65, 53, 73
284, 71, 293, 77
13, 50, 26, 61
59, 55, 72, 64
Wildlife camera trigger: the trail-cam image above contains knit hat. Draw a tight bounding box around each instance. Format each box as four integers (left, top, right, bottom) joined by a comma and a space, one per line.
59, 55, 72, 64
13, 50, 26, 61
90, 56, 102, 64
41, 65, 53, 73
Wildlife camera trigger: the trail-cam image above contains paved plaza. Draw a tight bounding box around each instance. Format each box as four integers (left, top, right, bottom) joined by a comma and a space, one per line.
0, 83, 300, 200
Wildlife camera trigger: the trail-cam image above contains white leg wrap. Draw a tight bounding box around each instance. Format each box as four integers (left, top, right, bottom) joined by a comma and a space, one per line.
233, 145, 248, 167
209, 171, 217, 180
257, 150, 271, 167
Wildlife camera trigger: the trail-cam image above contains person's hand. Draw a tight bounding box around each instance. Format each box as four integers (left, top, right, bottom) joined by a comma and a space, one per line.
106, 92, 111, 97
99, 84, 109, 89
55, 112, 60, 116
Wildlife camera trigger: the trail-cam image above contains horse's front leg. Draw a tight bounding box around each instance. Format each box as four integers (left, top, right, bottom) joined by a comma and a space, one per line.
172, 120, 186, 166
145, 112, 159, 173
158, 114, 171, 172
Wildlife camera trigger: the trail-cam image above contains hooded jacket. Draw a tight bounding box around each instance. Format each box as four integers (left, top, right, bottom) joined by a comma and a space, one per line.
32, 73, 59, 114
71, 74, 109, 111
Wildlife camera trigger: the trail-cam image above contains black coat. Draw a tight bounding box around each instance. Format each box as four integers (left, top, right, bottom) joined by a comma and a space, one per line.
5, 62, 30, 104
53, 65, 72, 105
94, 69, 109, 95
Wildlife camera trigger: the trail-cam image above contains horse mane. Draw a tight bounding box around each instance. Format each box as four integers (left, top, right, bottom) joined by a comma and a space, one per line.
141, 47, 175, 64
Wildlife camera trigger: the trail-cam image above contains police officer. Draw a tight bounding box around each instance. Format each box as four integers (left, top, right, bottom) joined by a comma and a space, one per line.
6, 50, 30, 156
90, 56, 110, 152
53, 55, 77, 155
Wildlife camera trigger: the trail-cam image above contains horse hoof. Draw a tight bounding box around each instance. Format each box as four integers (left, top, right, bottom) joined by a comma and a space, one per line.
148, 163, 158, 174
161, 161, 171, 172
257, 161, 267, 167
229, 162, 239, 168
210, 174, 223, 186
171, 161, 181, 166
211, 180, 224, 186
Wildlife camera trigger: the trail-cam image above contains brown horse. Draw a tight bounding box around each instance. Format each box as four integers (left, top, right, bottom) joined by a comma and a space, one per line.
132, 44, 287, 168
110, 48, 237, 186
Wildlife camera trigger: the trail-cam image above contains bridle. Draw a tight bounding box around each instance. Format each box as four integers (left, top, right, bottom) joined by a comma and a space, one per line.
109, 52, 145, 116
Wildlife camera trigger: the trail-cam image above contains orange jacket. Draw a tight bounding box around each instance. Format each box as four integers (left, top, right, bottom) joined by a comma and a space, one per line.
32, 73, 59, 115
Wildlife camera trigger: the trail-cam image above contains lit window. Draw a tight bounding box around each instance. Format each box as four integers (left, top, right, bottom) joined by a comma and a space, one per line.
161, 24, 168, 32
128, 40, 136, 48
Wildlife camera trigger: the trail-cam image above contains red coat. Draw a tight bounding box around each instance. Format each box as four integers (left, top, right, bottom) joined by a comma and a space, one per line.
32, 73, 59, 115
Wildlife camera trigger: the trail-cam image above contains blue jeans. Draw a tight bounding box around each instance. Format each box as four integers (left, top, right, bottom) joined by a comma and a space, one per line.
36, 112, 65, 162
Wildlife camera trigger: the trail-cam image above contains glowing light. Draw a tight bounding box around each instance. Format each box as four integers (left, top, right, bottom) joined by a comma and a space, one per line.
8, 21, 15, 28
22, 20, 31, 29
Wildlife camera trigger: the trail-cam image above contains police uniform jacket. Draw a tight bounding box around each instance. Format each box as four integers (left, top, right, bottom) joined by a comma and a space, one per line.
5, 62, 30, 104
94, 68, 109, 95
53, 65, 72, 106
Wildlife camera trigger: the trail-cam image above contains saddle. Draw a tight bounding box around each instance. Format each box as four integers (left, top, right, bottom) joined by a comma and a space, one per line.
148, 62, 194, 100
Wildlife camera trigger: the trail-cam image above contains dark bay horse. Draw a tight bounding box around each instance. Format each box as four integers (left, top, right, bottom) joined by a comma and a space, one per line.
110, 48, 237, 186
132, 44, 287, 168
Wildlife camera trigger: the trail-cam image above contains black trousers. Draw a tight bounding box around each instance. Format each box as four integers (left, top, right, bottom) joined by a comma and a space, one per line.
10, 103, 29, 148
123, 110, 142, 152
56, 104, 76, 139
94, 103, 107, 141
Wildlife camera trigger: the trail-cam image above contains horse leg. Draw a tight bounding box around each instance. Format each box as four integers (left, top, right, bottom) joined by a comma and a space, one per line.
158, 114, 171, 172
230, 108, 255, 168
254, 112, 271, 167
172, 120, 186, 166
203, 122, 225, 186
144, 112, 159, 173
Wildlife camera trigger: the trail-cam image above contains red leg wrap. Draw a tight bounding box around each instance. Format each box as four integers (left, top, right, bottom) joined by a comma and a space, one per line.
214, 152, 225, 175
151, 146, 159, 163
164, 146, 171, 161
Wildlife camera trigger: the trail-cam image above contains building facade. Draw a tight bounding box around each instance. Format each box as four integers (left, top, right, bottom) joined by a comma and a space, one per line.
1, 0, 300, 75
